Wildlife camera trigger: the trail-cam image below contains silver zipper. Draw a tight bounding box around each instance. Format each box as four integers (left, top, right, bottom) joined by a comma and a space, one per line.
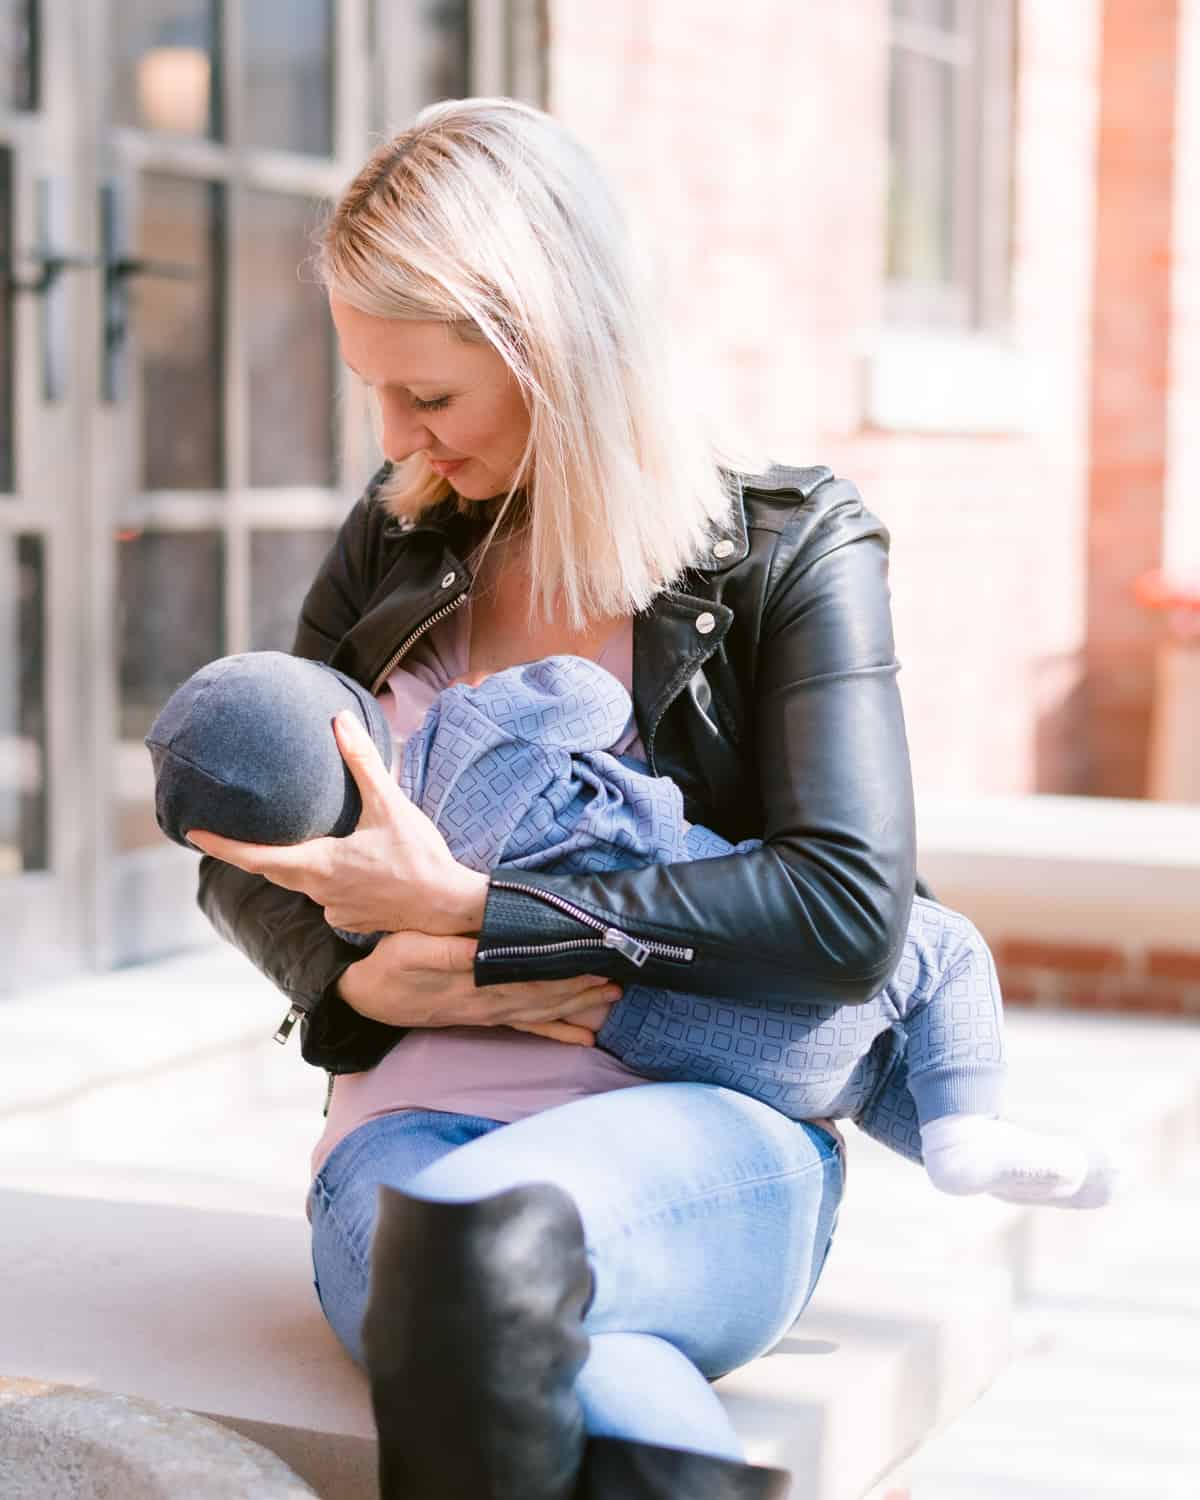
273, 1004, 304, 1045
370, 590, 468, 694
481, 879, 695, 966
478, 937, 608, 960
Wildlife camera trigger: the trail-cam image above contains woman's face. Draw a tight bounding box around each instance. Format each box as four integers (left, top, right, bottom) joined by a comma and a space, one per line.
330, 293, 531, 500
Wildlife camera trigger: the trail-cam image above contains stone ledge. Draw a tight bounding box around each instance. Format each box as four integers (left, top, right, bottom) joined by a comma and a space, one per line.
3, 971, 1196, 1497
0, 1188, 1013, 1500
717, 1260, 1012, 1500
916, 793, 1200, 947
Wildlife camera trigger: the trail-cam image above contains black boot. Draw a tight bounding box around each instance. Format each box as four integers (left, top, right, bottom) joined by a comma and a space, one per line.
362, 1180, 593, 1500
576, 1436, 792, 1499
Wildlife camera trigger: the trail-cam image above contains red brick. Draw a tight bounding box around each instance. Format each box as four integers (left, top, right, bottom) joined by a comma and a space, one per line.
1116, 985, 1186, 1015
996, 939, 1126, 975
997, 976, 1039, 1007
1056, 983, 1120, 1011
1085, 0, 1180, 797
1146, 948, 1200, 981
550, 0, 1145, 802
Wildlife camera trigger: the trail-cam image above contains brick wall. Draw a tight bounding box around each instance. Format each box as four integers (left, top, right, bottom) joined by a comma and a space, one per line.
1165, 0, 1200, 582
547, 0, 1198, 1025
548, 0, 1103, 800
996, 938, 1200, 1019
1086, 0, 1181, 798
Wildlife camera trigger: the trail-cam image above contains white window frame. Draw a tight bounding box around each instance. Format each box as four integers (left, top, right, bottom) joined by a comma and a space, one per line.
869, 0, 1023, 434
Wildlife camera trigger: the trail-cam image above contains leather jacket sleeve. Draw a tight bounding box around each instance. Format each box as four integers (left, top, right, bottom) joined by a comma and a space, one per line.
473, 487, 917, 1007
195, 474, 405, 1073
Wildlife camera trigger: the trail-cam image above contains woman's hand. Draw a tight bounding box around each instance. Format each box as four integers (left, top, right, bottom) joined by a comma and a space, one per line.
337, 930, 620, 1038
510, 999, 615, 1047
187, 711, 488, 937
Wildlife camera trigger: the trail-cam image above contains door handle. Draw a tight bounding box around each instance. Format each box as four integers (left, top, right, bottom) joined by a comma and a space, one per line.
0, 179, 98, 401
100, 181, 197, 402
4, 249, 101, 296
106, 256, 195, 283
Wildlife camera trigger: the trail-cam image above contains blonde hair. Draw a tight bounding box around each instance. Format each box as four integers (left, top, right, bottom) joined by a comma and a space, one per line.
317, 97, 739, 627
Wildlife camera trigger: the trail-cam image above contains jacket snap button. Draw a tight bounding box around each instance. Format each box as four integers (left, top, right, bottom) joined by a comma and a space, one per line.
712, 538, 735, 559
441, 571, 456, 588
695, 611, 716, 635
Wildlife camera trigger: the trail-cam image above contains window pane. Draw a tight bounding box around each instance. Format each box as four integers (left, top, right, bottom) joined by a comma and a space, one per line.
0, 147, 13, 493
245, 190, 335, 487
111, 0, 219, 138
138, 175, 225, 491
249, 528, 337, 652
0, 534, 46, 873
0, 0, 37, 111
117, 530, 223, 849
887, 48, 958, 287
368, 0, 470, 134
415, 0, 470, 106
891, 0, 957, 28
242, 0, 334, 156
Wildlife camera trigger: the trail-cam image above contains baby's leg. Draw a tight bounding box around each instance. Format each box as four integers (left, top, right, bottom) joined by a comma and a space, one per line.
881, 899, 1118, 1209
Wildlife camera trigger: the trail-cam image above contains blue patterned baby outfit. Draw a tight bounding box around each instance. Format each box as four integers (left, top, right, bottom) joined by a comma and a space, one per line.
401, 656, 1006, 1165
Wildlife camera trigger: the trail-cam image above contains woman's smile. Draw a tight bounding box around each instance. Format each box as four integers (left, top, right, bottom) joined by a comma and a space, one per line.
329, 295, 530, 500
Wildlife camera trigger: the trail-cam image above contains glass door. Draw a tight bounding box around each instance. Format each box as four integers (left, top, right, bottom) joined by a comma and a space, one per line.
2, 0, 540, 985
2, 0, 94, 986
89, 0, 370, 966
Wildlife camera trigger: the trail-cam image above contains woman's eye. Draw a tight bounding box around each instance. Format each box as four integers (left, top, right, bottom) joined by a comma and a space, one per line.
411, 394, 451, 412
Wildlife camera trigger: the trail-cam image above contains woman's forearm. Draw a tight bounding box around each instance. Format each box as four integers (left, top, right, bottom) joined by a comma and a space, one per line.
472, 522, 916, 1006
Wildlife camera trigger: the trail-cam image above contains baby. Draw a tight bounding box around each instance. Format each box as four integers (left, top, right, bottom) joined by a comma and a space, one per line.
149, 650, 1117, 1210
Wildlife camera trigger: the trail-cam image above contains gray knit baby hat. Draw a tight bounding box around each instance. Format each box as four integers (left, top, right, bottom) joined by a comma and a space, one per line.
145, 651, 394, 849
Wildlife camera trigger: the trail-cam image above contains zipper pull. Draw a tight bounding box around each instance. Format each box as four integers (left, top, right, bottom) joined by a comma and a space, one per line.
603, 927, 650, 967
273, 1005, 304, 1045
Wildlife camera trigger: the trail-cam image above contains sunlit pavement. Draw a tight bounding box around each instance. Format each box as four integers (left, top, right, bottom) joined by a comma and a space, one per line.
903, 1151, 1200, 1500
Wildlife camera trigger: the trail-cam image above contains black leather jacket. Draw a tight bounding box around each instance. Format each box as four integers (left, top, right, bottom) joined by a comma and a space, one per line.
197, 462, 917, 1074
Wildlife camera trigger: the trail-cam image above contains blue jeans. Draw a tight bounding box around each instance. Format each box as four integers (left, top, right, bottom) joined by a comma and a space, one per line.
309, 1083, 843, 1460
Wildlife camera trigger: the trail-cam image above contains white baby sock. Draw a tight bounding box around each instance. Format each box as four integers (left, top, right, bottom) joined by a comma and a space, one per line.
920, 1113, 1119, 1209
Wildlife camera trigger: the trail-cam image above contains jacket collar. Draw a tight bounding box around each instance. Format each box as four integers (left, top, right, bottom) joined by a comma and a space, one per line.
695, 470, 748, 573
370, 474, 745, 761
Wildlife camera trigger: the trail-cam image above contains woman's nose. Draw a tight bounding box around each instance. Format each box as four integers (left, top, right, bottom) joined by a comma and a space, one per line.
378, 393, 435, 463
382, 416, 434, 464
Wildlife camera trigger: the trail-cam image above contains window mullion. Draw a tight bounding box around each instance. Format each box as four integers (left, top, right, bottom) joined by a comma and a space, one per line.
977, 0, 1015, 328
954, 0, 981, 325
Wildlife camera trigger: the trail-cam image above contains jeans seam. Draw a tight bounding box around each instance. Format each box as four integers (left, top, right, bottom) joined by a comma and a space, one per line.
310, 1172, 373, 1293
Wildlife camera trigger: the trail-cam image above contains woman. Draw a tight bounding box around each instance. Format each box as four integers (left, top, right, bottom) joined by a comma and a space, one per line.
192, 97, 915, 1500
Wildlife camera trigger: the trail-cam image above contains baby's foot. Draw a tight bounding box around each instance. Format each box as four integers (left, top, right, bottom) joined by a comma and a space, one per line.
920, 1113, 1120, 1209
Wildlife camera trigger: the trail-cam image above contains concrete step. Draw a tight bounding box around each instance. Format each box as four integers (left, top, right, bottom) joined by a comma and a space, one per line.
0, 1185, 1013, 1500
718, 1258, 1012, 1500
1, 950, 1196, 1500
0, 1189, 377, 1500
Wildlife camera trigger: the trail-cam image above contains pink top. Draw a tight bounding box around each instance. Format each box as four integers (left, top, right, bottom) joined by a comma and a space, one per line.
310, 602, 647, 1177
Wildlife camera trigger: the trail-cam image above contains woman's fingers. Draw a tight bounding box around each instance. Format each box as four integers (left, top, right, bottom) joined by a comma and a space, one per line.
186, 828, 334, 891
332, 710, 401, 820
509, 1020, 598, 1046
558, 1000, 614, 1031
500, 980, 620, 1024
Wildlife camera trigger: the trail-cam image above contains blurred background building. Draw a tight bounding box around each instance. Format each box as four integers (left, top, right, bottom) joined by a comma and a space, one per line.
3, 1, 1198, 1003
